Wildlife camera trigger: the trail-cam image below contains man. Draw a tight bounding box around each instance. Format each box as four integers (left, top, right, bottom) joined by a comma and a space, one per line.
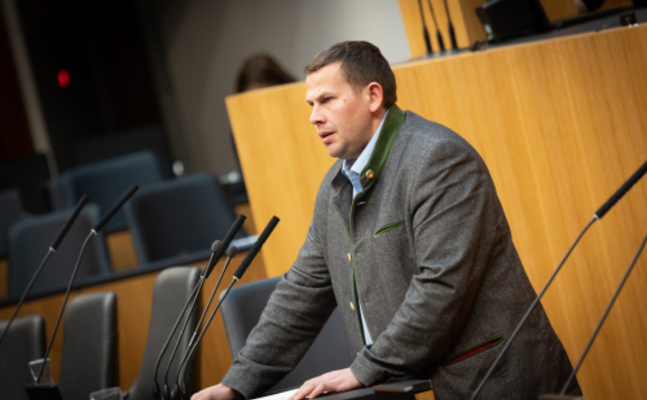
193, 41, 578, 400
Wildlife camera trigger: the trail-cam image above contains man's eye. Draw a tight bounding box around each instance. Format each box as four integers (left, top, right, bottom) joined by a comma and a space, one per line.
323, 97, 332, 103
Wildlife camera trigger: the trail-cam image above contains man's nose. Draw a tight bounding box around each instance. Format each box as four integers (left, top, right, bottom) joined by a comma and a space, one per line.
309, 104, 324, 125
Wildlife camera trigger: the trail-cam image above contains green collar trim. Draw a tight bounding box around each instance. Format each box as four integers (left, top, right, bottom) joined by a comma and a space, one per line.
359, 105, 405, 190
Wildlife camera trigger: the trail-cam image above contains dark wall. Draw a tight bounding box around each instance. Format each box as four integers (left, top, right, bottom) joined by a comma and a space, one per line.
0, 6, 33, 161
15, 0, 165, 173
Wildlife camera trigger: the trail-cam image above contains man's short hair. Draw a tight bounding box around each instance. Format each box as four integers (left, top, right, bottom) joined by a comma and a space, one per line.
304, 41, 397, 109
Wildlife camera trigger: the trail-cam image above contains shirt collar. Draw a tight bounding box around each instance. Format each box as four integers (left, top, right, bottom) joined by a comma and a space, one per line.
342, 108, 390, 177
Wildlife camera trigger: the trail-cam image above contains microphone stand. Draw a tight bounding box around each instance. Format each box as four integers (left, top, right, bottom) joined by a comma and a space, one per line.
559, 232, 646, 395
174, 216, 279, 400
0, 195, 89, 350
37, 230, 96, 383
162, 247, 237, 399
471, 160, 646, 400
36, 185, 138, 383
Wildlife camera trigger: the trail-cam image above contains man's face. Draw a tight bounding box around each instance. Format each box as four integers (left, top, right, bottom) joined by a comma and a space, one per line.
305, 62, 375, 160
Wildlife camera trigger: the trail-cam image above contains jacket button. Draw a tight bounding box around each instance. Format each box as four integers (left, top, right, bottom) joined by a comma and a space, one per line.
349, 302, 355, 311
347, 253, 351, 262
365, 169, 375, 180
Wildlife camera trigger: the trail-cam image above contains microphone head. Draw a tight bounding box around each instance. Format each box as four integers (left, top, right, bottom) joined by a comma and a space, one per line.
226, 246, 238, 258
211, 240, 224, 254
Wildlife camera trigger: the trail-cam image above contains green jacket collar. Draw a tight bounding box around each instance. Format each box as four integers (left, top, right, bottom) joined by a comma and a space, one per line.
358, 105, 405, 192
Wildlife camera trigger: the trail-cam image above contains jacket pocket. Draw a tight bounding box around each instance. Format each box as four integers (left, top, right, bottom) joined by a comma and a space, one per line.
374, 220, 405, 238
443, 335, 504, 367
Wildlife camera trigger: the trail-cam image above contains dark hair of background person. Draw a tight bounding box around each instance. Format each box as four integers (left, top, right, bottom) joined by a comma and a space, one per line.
304, 41, 397, 109
235, 53, 296, 93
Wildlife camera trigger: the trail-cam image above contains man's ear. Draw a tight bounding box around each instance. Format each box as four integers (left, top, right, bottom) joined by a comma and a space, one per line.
366, 82, 384, 113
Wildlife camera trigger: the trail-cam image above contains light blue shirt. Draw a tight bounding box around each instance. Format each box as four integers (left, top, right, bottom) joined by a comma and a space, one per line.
340, 109, 389, 345
341, 109, 389, 198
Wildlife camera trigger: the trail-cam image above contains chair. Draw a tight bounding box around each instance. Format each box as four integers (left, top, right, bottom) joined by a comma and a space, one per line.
59, 151, 165, 233
0, 315, 47, 400
59, 292, 118, 400
221, 276, 351, 393
125, 266, 201, 400
7, 203, 111, 297
0, 188, 23, 257
125, 173, 245, 264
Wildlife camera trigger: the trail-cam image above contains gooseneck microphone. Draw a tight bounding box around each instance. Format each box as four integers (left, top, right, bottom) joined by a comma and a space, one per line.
152, 241, 224, 400
594, 160, 647, 219
162, 245, 238, 400
175, 216, 280, 400
203, 215, 246, 279
417, 0, 433, 54
426, 0, 445, 52
0, 194, 89, 350
153, 215, 247, 400
471, 160, 647, 400
36, 185, 138, 383
558, 232, 647, 395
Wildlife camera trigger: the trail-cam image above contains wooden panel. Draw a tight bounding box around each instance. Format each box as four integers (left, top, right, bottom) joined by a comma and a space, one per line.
227, 25, 647, 399
394, 25, 647, 400
226, 84, 335, 277
106, 231, 139, 271
398, 0, 483, 57
0, 253, 268, 390
397, 0, 578, 58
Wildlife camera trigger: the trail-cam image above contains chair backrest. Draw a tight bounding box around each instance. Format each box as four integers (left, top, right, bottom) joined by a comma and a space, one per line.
59, 292, 118, 400
59, 151, 164, 233
125, 173, 244, 264
221, 276, 351, 394
8, 203, 111, 297
0, 188, 23, 257
0, 315, 47, 400
126, 266, 200, 400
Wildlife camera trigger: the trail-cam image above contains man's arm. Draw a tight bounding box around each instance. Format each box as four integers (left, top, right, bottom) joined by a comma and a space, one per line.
217, 176, 340, 398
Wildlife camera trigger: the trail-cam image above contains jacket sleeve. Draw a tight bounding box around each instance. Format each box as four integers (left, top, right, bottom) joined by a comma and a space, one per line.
349, 137, 504, 386
222, 180, 338, 398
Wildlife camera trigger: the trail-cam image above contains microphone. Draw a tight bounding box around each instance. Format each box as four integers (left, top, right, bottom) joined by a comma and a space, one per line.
162, 245, 239, 400
36, 185, 138, 383
152, 241, 224, 400
174, 216, 280, 400
471, 160, 647, 400
417, 0, 433, 54
0, 194, 89, 350
426, 0, 445, 52
594, 160, 647, 219
92, 184, 138, 234
233, 216, 280, 279
554, 233, 647, 397
153, 215, 247, 399
442, 0, 458, 50
202, 215, 246, 279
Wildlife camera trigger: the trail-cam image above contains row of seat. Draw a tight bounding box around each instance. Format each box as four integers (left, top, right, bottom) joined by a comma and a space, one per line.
0, 271, 351, 400
1, 150, 246, 259
0, 267, 199, 400
4, 170, 245, 298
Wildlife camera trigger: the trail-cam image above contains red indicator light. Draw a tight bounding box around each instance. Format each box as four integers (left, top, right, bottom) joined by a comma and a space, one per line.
57, 70, 70, 88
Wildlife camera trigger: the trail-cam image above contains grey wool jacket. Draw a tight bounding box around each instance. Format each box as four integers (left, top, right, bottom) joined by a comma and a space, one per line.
222, 106, 578, 399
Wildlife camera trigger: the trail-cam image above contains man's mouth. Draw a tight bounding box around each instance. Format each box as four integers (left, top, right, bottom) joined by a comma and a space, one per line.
319, 131, 335, 144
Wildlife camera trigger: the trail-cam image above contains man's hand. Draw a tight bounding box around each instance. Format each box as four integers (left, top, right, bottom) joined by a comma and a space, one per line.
289, 368, 363, 400
191, 383, 243, 400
